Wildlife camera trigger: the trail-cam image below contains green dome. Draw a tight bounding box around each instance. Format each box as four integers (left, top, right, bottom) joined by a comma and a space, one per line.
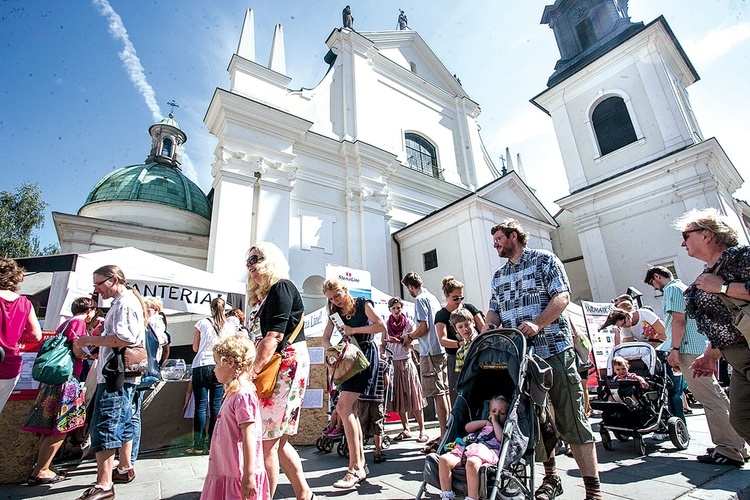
83, 162, 211, 220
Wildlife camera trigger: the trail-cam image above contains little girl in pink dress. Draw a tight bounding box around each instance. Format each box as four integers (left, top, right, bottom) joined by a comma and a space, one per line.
201, 336, 269, 500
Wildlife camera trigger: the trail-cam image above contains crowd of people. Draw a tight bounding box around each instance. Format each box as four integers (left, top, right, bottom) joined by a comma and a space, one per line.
0, 206, 748, 499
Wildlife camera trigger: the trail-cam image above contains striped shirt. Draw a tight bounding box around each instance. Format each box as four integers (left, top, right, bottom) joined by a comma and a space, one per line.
662, 279, 707, 355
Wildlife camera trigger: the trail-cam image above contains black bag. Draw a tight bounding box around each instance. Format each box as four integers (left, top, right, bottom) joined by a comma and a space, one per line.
102, 350, 125, 393
137, 325, 161, 390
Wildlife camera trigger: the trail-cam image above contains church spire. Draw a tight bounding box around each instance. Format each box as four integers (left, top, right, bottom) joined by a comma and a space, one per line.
268, 24, 287, 74
237, 9, 256, 62
146, 106, 187, 169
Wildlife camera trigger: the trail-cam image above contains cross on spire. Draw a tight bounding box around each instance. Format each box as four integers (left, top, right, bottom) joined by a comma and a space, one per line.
167, 100, 179, 117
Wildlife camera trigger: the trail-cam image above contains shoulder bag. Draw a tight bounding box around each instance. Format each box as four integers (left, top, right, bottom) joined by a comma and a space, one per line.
253, 314, 304, 399
32, 321, 75, 385
325, 336, 370, 390
711, 263, 750, 346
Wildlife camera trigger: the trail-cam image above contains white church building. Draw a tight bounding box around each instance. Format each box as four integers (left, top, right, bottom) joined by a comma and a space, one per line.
53, 0, 746, 323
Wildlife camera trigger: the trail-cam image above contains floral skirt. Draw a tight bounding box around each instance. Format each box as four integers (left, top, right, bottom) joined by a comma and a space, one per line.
22, 377, 86, 435
258, 341, 309, 440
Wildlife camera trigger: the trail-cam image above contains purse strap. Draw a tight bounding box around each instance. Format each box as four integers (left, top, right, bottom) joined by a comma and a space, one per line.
710, 261, 750, 314
284, 314, 305, 347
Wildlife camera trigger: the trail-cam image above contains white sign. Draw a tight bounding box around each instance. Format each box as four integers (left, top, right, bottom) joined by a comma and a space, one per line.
581, 301, 617, 369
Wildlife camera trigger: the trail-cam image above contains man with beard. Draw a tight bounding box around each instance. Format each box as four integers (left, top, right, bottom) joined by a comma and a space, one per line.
485, 219, 600, 500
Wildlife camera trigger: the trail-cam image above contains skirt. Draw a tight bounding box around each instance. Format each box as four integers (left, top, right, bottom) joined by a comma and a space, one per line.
388, 358, 427, 414
22, 377, 86, 435
259, 341, 310, 440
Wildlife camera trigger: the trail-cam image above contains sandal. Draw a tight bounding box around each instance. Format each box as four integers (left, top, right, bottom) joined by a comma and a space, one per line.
27, 474, 68, 486
184, 447, 205, 455
421, 437, 440, 454
393, 431, 412, 441
416, 433, 429, 443
373, 452, 387, 463
535, 475, 563, 500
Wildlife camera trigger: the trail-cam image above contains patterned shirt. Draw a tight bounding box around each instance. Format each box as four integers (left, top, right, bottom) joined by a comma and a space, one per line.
455, 332, 477, 372
661, 279, 707, 355
360, 355, 388, 403
489, 248, 573, 359
685, 245, 750, 350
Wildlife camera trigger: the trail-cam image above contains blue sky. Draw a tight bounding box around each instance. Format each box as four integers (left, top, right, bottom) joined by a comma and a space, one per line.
1, 0, 749, 249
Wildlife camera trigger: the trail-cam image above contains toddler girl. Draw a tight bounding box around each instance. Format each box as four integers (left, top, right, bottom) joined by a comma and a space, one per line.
201, 336, 269, 500
612, 356, 649, 389
438, 395, 510, 500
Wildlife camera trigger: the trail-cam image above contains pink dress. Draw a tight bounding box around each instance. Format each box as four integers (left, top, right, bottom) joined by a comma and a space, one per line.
201, 383, 270, 500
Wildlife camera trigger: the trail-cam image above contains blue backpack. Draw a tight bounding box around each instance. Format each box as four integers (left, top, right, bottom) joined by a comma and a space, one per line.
137, 325, 161, 389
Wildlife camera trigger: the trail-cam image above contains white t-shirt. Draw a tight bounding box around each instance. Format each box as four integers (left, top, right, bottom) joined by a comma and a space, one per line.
97, 288, 145, 385
193, 318, 236, 368
621, 308, 661, 341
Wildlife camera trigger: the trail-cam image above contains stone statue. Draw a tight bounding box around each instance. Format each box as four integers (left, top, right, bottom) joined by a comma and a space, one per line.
398, 9, 408, 30
342, 5, 354, 29
614, 0, 629, 19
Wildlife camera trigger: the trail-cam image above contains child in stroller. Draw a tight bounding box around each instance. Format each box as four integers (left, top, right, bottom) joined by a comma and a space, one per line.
438, 395, 510, 500
611, 356, 649, 407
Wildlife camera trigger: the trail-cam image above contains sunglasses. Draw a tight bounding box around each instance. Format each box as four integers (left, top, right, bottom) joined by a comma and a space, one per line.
451, 295, 464, 302
246, 255, 264, 266
681, 228, 703, 241
94, 276, 113, 287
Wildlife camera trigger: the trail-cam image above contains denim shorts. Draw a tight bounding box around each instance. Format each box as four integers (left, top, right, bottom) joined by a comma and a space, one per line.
91, 383, 136, 454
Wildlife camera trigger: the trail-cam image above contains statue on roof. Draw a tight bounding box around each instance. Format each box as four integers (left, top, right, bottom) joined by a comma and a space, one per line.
342, 5, 354, 29
398, 9, 408, 30
614, 0, 629, 19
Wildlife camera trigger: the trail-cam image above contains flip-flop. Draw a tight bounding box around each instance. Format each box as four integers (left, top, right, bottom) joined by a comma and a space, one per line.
393, 431, 412, 441
416, 434, 429, 443
27, 474, 68, 486
373, 453, 387, 463
421, 437, 440, 454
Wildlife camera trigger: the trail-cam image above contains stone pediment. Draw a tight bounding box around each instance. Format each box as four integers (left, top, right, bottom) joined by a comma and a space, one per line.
476, 172, 557, 226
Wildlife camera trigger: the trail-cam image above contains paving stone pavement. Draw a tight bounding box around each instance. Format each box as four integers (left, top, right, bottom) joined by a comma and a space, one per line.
3, 407, 748, 499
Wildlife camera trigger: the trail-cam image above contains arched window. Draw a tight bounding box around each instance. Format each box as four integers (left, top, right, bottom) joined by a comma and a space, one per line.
592, 96, 637, 156
405, 133, 441, 179
161, 138, 173, 157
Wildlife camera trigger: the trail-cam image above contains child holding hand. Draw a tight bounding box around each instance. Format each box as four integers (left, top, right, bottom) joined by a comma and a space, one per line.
201, 336, 269, 500
450, 308, 478, 373
438, 395, 510, 500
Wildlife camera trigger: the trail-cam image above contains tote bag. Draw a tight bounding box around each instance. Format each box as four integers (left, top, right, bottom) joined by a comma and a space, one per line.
31, 321, 74, 385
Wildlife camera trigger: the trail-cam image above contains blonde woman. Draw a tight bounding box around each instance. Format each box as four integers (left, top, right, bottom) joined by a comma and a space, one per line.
246, 242, 313, 500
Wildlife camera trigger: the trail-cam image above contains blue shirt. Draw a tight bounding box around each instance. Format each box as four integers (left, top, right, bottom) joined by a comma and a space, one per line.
662, 278, 707, 355
413, 288, 444, 357
489, 248, 573, 359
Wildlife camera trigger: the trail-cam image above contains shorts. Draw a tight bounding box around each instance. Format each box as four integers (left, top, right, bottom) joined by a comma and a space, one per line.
90, 383, 136, 454
358, 401, 384, 436
420, 353, 449, 398
546, 348, 595, 446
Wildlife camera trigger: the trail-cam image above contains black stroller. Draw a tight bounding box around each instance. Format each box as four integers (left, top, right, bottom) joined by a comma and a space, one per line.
417, 329, 552, 500
591, 341, 690, 456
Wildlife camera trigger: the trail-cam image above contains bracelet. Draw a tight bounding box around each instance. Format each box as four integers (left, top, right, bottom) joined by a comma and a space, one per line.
671, 346, 680, 351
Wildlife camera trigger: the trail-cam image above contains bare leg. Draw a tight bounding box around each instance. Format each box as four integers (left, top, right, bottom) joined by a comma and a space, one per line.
338, 391, 365, 472
465, 456, 483, 498
32, 434, 67, 478
569, 441, 599, 477
95, 449, 116, 487
117, 440, 133, 470
263, 437, 281, 497
374, 434, 382, 456
278, 435, 313, 500
581, 378, 592, 416
434, 394, 451, 435
438, 452, 461, 491
415, 409, 426, 434
399, 411, 410, 432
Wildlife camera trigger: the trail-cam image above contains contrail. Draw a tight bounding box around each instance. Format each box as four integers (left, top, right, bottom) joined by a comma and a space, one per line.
92, 0, 199, 182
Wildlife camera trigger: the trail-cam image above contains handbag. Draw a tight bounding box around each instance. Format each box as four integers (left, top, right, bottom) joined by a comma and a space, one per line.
711, 263, 750, 346
325, 336, 370, 387
121, 344, 148, 377
31, 321, 74, 385
253, 314, 304, 399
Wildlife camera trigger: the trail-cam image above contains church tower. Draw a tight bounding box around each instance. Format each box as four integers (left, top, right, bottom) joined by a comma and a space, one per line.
532, 0, 744, 305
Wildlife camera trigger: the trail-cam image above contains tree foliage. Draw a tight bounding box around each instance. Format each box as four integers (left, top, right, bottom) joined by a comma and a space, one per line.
0, 183, 49, 258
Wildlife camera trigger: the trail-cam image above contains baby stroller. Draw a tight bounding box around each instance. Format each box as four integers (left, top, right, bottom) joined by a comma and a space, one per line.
417, 329, 552, 500
591, 342, 690, 456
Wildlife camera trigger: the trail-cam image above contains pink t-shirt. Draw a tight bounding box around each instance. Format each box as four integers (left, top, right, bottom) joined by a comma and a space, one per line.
0, 295, 33, 379
57, 318, 88, 377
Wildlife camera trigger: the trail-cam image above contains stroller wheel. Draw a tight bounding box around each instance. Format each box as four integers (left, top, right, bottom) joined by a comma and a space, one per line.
323, 438, 335, 453
337, 440, 349, 457
316, 437, 324, 451
382, 435, 392, 449
600, 429, 613, 451
634, 435, 647, 456
667, 417, 690, 450
613, 432, 630, 442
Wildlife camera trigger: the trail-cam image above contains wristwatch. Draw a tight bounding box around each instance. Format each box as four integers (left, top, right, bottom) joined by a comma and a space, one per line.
671, 346, 680, 351
720, 280, 731, 295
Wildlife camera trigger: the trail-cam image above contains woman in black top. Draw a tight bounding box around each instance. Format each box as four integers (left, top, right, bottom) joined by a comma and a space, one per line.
323, 278, 385, 489
434, 276, 485, 403
247, 242, 313, 500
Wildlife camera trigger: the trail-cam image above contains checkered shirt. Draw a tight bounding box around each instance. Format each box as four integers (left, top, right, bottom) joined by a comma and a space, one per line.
489, 248, 573, 359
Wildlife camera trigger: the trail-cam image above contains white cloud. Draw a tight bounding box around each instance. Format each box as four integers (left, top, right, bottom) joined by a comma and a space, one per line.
683, 23, 750, 67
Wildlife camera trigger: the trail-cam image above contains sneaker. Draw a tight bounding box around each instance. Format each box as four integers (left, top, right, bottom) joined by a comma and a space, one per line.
697, 451, 744, 468
652, 433, 668, 441
112, 467, 135, 483
322, 428, 333, 436
327, 428, 343, 438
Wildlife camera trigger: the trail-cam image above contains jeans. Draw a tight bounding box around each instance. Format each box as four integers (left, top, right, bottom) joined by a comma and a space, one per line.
130, 390, 143, 463
91, 383, 136, 454
658, 351, 685, 422
192, 364, 223, 450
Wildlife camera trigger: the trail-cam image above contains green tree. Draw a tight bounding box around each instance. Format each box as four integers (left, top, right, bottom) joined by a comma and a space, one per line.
0, 183, 48, 258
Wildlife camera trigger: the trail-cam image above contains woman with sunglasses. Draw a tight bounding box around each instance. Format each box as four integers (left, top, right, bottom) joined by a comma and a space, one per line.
434, 276, 485, 404
246, 243, 313, 500
678, 208, 750, 463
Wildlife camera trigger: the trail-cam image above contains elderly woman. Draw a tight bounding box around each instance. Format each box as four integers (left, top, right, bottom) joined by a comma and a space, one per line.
0, 258, 42, 414
322, 278, 385, 489
246, 242, 313, 500
434, 276, 485, 404
677, 208, 750, 466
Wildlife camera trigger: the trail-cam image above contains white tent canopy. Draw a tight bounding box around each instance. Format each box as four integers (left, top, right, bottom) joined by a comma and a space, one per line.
46, 247, 246, 329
